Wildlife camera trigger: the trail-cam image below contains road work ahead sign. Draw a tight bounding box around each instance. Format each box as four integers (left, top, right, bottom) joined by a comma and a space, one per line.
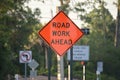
38, 11, 84, 56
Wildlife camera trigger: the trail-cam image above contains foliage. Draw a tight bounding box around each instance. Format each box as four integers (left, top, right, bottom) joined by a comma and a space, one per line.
0, 0, 120, 80
0, 0, 41, 79
74, 0, 118, 80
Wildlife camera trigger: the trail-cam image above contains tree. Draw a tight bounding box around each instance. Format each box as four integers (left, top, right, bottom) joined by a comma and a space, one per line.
74, 0, 117, 80
114, 0, 120, 47
0, 0, 41, 79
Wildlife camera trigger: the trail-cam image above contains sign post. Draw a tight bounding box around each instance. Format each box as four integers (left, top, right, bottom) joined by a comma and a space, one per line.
24, 62, 27, 80
96, 61, 103, 80
28, 59, 39, 79
19, 51, 32, 80
83, 63, 86, 80
67, 45, 89, 80
48, 47, 52, 80
38, 11, 84, 80
70, 47, 73, 80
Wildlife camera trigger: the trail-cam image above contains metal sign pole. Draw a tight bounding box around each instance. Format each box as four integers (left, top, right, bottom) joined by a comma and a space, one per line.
25, 63, 27, 80
70, 47, 73, 80
48, 47, 51, 80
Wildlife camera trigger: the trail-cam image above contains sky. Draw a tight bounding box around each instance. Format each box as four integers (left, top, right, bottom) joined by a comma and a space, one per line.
25, 0, 117, 27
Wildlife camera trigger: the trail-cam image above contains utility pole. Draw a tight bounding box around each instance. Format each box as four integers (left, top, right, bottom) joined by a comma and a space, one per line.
115, 0, 120, 47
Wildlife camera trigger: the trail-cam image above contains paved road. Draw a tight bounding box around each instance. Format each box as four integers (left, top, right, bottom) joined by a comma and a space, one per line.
18, 75, 79, 80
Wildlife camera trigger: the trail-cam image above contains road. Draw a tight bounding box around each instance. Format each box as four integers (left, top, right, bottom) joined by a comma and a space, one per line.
18, 75, 79, 80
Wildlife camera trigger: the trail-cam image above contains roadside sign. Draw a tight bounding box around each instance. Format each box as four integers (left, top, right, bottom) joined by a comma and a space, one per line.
81, 28, 90, 35
67, 45, 89, 61
97, 61, 103, 72
38, 11, 84, 56
19, 51, 32, 63
28, 59, 39, 70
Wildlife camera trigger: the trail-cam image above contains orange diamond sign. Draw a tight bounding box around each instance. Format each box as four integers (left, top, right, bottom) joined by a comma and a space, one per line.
38, 11, 84, 56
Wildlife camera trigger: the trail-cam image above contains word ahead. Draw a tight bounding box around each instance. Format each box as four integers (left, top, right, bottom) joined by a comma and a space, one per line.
38, 11, 84, 56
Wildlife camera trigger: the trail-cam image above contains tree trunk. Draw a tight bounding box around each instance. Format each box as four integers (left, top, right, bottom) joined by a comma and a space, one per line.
114, 0, 120, 47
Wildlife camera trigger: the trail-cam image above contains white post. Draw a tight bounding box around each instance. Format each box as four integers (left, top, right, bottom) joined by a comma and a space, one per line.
56, 5, 64, 80
68, 63, 70, 80
83, 65, 85, 80
96, 71, 100, 80
57, 55, 64, 80
15, 74, 19, 80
